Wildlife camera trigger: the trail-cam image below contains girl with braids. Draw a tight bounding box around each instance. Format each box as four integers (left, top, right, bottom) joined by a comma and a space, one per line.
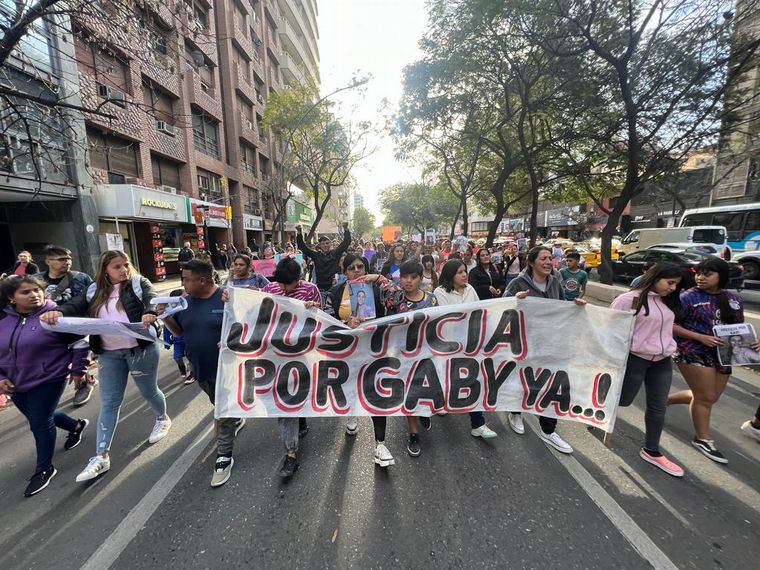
610, 263, 684, 477
668, 257, 758, 464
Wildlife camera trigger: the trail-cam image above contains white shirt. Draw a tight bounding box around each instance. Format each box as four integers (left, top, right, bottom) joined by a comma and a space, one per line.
433, 284, 480, 306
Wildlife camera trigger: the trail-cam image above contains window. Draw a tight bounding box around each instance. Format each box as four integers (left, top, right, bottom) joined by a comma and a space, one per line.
185, 0, 209, 30
142, 83, 175, 125
192, 109, 219, 158
746, 211, 760, 234
681, 213, 711, 227
239, 98, 254, 129
0, 3, 53, 75
712, 212, 745, 241
234, 1, 246, 31
233, 46, 249, 82
87, 128, 139, 178
75, 35, 129, 93
244, 185, 259, 214
151, 154, 182, 190
240, 143, 256, 175
691, 228, 726, 245
196, 168, 222, 199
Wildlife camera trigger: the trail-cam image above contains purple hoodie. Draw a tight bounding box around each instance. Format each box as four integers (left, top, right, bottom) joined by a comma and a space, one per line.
0, 300, 88, 393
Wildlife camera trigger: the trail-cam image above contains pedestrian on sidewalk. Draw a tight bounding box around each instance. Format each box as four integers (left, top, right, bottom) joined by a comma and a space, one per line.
177, 242, 194, 265
503, 246, 587, 454
610, 263, 685, 477
434, 259, 499, 438
260, 257, 321, 479
33, 244, 97, 406
40, 250, 171, 483
668, 257, 758, 464
4, 250, 39, 277
162, 259, 244, 488
0, 276, 90, 496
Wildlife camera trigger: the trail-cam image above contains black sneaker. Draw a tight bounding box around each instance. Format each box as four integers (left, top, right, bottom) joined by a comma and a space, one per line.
692, 438, 728, 464
73, 382, 94, 406
64, 418, 89, 451
407, 434, 421, 457
298, 418, 309, 438
278, 455, 299, 479
24, 466, 57, 497
419, 416, 432, 431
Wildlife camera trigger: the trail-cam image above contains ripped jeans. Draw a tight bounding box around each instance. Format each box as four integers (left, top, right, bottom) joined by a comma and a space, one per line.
95, 344, 165, 454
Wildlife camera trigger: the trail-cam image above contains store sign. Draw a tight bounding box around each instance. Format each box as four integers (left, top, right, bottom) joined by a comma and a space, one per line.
140, 197, 177, 210
189, 199, 230, 228
243, 214, 263, 230
93, 184, 189, 223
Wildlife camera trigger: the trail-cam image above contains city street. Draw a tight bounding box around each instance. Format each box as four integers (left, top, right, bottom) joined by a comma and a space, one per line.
0, 350, 758, 569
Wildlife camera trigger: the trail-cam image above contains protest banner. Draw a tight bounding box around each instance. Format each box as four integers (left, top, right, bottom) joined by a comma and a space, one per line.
252, 258, 276, 277
41, 317, 157, 341
215, 290, 635, 432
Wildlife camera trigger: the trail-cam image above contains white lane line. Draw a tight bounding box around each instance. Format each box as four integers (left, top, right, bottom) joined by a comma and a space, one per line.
526, 420, 679, 570
80, 425, 213, 570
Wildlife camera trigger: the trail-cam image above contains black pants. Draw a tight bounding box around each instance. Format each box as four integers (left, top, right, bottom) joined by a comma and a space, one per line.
12, 378, 78, 473
619, 354, 673, 453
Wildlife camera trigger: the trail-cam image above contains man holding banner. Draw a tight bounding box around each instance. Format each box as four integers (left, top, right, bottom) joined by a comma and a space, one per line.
162, 259, 245, 488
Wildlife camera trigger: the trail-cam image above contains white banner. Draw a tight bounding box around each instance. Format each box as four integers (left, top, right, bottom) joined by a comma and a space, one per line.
41, 317, 157, 342
215, 290, 634, 432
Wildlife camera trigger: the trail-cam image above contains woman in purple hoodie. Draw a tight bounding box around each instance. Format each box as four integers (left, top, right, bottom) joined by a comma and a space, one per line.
610, 263, 684, 478
0, 276, 89, 497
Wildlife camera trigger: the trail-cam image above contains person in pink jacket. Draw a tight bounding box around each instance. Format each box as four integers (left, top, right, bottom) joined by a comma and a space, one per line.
610, 263, 684, 478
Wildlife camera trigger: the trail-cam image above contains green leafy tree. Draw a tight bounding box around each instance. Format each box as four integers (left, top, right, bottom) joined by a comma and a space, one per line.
352, 205, 376, 239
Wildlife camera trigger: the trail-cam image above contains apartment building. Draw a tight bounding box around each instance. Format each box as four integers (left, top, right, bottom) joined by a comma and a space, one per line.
69, 0, 319, 280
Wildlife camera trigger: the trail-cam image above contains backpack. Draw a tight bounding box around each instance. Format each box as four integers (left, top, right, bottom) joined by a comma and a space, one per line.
86, 275, 143, 303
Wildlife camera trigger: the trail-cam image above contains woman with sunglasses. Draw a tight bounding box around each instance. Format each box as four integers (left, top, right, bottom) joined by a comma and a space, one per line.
324, 254, 400, 467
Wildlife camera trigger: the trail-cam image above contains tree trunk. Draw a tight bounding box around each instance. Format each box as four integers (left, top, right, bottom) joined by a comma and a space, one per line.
449, 201, 462, 240
461, 197, 469, 237
529, 189, 539, 247
485, 210, 504, 249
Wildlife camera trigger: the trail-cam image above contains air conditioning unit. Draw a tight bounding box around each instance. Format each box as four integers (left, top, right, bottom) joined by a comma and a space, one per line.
160, 185, 177, 194
156, 121, 175, 136
109, 88, 126, 107
97, 83, 109, 97
253, 208, 261, 216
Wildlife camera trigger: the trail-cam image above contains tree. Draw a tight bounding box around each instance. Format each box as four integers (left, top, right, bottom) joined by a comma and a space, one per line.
379, 181, 457, 236
525, 0, 760, 282
263, 80, 373, 242
352, 205, 375, 239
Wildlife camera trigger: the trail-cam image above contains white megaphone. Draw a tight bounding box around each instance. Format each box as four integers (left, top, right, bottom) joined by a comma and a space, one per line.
150, 296, 188, 318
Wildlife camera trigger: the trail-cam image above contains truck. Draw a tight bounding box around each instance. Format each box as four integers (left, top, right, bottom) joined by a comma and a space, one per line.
618, 226, 729, 258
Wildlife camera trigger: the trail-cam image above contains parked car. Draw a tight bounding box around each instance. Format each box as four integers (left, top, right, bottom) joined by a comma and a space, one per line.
611, 247, 744, 289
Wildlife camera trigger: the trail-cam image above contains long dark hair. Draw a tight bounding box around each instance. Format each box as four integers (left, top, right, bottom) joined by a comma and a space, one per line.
525, 246, 551, 277
380, 244, 406, 277
421, 254, 439, 288
695, 257, 739, 324
631, 263, 683, 318
0, 275, 44, 310
89, 250, 132, 316
439, 259, 465, 292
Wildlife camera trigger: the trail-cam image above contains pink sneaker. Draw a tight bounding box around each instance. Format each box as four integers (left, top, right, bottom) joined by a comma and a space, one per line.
640, 448, 684, 477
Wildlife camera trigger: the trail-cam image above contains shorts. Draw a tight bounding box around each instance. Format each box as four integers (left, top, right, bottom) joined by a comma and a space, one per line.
673, 350, 731, 376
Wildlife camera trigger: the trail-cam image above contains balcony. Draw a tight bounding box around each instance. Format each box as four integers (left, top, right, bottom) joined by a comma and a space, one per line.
239, 111, 259, 144
251, 51, 265, 82
180, 11, 218, 64
280, 51, 307, 86
278, 16, 312, 76
258, 136, 270, 158
267, 39, 281, 64
254, 89, 265, 113
235, 64, 256, 104
193, 131, 220, 159
264, 0, 280, 24
281, 0, 319, 64
231, 14, 255, 57
185, 71, 223, 120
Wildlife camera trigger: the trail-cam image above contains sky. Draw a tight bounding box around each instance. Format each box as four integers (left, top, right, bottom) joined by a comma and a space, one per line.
317, 0, 429, 224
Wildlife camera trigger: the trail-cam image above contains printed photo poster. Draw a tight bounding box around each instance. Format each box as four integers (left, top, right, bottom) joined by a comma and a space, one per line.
349, 281, 376, 320
252, 258, 276, 278
714, 324, 760, 366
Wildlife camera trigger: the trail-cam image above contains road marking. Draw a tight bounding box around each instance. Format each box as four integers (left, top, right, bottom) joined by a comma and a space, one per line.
80, 425, 213, 570
526, 420, 679, 570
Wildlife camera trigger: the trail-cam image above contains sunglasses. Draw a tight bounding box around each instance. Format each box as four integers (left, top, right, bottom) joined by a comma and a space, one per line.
346, 264, 365, 271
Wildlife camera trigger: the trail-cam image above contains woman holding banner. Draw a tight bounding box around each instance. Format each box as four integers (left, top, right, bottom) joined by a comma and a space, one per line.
433, 259, 499, 438
324, 253, 400, 467
262, 257, 321, 479
40, 250, 171, 483
503, 246, 586, 454
0, 276, 90, 496
610, 263, 685, 477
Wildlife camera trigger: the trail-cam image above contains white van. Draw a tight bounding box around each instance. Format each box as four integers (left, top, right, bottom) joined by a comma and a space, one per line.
619, 226, 730, 258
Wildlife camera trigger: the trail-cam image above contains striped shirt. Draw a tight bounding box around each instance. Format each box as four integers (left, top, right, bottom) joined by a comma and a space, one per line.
262, 280, 321, 304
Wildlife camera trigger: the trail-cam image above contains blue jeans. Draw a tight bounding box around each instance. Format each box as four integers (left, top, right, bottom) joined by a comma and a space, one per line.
96, 344, 165, 454
12, 378, 79, 473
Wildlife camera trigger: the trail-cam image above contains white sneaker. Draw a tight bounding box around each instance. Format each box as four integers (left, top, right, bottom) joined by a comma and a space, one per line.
374, 443, 395, 467
75, 455, 111, 482
740, 420, 760, 442
346, 417, 358, 435
471, 424, 498, 439
540, 431, 573, 454
148, 416, 172, 444
508, 413, 525, 435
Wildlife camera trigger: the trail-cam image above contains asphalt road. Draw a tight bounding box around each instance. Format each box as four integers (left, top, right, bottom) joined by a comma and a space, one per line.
0, 350, 758, 569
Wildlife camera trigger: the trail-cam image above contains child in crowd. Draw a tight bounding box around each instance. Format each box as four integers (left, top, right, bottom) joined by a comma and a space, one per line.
559, 251, 588, 302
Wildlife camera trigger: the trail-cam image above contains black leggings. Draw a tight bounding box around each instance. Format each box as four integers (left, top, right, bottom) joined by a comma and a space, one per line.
619, 354, 673, 453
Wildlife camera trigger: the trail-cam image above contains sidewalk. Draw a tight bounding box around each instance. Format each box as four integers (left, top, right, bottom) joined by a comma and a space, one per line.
152, 270, 229, 295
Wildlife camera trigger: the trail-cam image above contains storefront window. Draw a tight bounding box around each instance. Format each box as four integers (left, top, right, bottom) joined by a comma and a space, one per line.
157, 224, 182, 261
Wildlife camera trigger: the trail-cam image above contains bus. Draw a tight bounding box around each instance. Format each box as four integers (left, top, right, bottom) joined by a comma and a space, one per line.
680, 203, 760, 253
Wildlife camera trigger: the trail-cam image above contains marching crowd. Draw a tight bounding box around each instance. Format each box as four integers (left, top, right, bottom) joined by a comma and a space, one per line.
1, 227, 760, 498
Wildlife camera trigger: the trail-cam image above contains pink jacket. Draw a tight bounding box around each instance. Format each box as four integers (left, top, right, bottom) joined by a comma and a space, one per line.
611, 290, 677, 361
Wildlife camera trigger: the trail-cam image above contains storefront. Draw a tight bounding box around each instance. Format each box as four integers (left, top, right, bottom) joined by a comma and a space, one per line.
243, 213, 264, 247
93, 184, 189, 281
189, 198, 232, 262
